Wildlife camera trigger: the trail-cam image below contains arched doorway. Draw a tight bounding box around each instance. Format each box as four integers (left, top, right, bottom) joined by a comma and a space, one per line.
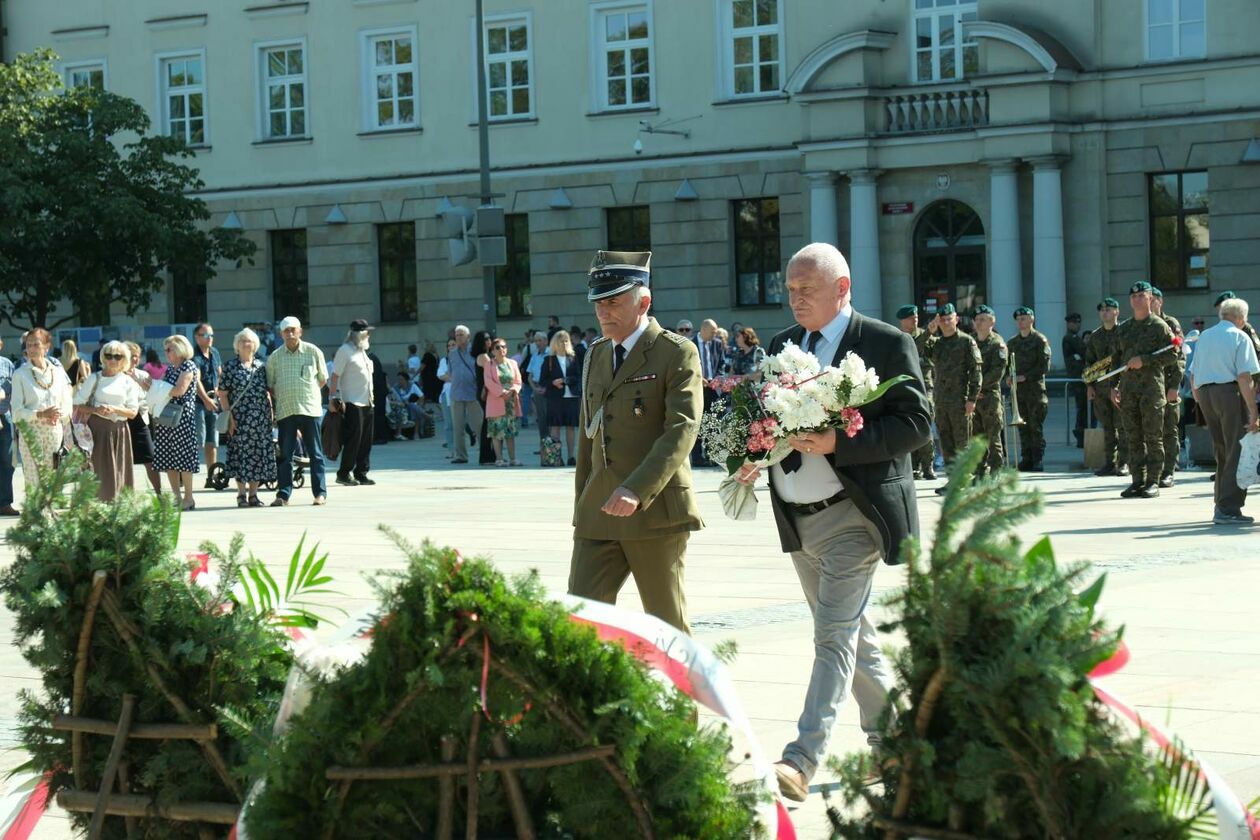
913, 200, 986, 323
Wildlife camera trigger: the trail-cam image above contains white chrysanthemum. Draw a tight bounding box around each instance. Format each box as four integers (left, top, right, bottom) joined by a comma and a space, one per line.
768, 341, 821, 378
838, 351, 868, 384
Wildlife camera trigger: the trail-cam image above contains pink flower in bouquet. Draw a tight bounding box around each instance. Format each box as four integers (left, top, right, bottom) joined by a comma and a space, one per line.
746, 417, 780, 453
188, 552, 212, 585
840, 407, 864, 438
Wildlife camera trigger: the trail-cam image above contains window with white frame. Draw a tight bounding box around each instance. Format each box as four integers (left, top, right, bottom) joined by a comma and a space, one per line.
484, 17, 532, 119
912, 0, 978, 83
66, 62, 106, 91
1147, 0, 1205, 61
595, 3, 653, 110
365, 30, 418, 130
726, 0, 783, 97
261, 43, 307, 138
160, 54, 206, 145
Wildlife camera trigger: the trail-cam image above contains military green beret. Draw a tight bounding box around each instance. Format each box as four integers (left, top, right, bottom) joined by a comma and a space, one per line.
1128, 281, 1153, 294
939, 303, 957, 316
895, 304, 918, 320
1013, 306, 1034, 317
1214, 291, 1235, 307
1097, 297, 1119, 310
973, 304, 994, 317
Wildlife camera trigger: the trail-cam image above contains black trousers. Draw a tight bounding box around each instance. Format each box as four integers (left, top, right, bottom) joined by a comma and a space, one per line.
339, 404, 374, 480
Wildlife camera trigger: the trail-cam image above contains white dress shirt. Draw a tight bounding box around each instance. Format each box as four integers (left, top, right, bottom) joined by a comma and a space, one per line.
771, 305, 853, 504
613, 317, 650, 372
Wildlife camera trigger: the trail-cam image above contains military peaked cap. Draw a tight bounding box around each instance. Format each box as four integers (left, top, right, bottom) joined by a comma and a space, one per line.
588, 250, 651, 302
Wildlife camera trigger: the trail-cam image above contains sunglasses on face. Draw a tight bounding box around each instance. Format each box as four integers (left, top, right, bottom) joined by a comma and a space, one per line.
678, 327, 693, 333
103, 353, 126, 361
198, 332, 213, 338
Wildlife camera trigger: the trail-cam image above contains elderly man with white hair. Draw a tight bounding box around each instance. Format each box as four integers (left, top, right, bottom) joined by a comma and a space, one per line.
735, 241, 931, 803
1190, 296, 1260, 525
446, 324, 484, 464
330, 319, 377, 486
266, 316, 329, 506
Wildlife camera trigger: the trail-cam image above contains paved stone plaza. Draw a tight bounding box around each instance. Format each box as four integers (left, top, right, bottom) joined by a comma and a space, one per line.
3, 419, 1258, 838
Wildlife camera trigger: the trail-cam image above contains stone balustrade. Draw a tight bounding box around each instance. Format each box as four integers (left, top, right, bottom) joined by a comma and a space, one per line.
883, 88, 989, 133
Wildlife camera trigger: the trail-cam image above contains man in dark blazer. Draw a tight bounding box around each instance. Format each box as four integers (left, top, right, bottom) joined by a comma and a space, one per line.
735, 242, 931, 803
690, 319, 727, 467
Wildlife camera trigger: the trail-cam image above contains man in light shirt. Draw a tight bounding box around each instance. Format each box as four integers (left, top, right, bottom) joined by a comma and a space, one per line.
735, 242, 931, 804
1190, 297, 1260, 525
330, 319, 377, 487
266, 316, 329, 506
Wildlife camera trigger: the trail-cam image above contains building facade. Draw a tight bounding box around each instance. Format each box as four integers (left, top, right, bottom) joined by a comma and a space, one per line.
4, 0, 1258, 361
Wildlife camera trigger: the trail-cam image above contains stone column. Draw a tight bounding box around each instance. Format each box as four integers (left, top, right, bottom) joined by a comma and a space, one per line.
805, 171, 839, 246
847, 169, 882, 317
987, 159, 1022, 325
1031, 157, 1068, 358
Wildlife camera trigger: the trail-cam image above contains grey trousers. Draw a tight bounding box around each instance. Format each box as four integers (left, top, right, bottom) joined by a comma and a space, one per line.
1198, 382, 1249, 514
450, 399, 484, 461
783, 499, 895, 781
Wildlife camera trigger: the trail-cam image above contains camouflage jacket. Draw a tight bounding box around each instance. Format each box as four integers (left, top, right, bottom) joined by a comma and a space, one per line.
932, 331, 982, 402
1162, 312, 1186, 380
976, 332, 1009, 396
912, 328, 937, 390
1008, 329, 1052, 387
1116, 314, 1177, 390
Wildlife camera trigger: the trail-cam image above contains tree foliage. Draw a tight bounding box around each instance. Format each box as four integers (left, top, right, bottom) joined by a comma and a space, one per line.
0, 49, 255, 330
827, 439, 1197, 839
245, 532, 763, 839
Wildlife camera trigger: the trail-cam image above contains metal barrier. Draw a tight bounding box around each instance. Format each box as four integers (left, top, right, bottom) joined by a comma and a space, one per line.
1044, 376, 1088, 446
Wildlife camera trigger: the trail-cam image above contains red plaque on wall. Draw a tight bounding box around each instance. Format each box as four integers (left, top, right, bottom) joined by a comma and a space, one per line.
882, 202, 915, 215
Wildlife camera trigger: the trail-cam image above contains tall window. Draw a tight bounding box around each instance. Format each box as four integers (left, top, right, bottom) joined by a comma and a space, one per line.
160, 53, 206, 145
495, 214, 531, 318
485, 17, 533, 119
65, 62, 105, 91
1147, 0, 1205, 61
378, 223, 417, 323
1149, 171, 1209, 290
271, 229, 309, 324
726, 0, 782, 97
595, 4, 653, 110
607, 206, 651, 252
171, 271, 207, 324
912, 0, 978, 82
365, 29, 418, 130
261, 43, 307, 138
733, 198, 782, 307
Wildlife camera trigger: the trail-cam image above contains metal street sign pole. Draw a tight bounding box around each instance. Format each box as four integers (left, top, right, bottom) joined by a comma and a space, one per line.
474, 0, 497, 335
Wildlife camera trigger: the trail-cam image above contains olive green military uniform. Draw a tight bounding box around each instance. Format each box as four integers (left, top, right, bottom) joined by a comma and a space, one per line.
975, 331, 1009, 476
911, 327, 939, 477
1008, 329, 1052, 468
932, 331, 982, 464
569, 317, 704, 634
1086, 323, 1127, 471
1116, 313, 1177, 488
1158, 312, 1185, 481
1063, 328, 1089, 446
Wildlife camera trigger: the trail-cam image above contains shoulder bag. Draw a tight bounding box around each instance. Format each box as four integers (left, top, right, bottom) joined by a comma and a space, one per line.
216, 363, 258, 436
152, 369, 188, 429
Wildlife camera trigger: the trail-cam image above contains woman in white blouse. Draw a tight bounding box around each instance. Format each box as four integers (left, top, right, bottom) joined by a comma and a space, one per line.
73, 340, 143, 501
10, 328, 74, 492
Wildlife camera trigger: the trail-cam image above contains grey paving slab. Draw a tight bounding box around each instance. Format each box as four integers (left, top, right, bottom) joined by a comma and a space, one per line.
1, 423, 1256, 839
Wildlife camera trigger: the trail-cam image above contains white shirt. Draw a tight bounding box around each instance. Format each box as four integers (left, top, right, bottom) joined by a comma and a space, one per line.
407, 354, 421, 375
1190, 320, 1260, 387
332, 343, 375, 407
437, 357, 452, 405
11, 362, 73, 426
557, 356, 575, 398
770, 305, 854, 504
74, 373, 143, 422
612, 317, 650, 372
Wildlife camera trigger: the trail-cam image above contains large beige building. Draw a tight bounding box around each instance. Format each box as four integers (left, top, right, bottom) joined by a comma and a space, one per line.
4, 0, 1259, 359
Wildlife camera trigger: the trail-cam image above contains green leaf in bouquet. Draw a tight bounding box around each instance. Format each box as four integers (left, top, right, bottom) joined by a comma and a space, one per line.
725, 454, 745, 475
849, 373, 914, 407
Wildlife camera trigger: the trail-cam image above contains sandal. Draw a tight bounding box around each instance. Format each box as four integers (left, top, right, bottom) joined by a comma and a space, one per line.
248, 494, 263, 507
182, 500, 196, 512
237, 494, 248, 508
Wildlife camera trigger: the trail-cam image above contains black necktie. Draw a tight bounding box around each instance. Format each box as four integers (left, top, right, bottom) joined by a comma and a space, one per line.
614, 344, 626, 373
780, 331, 825, 474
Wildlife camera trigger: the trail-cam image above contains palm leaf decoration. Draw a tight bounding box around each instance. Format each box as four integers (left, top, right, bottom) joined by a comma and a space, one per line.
1154, 737, 1217, 839
201, 532, 345, 629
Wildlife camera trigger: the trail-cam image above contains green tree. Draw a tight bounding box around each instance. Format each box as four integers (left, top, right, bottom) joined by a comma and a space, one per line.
0, 49, 254, 330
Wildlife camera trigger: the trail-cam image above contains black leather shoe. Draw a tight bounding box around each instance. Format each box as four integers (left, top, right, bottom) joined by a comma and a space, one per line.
922, 469, 937, 480
1120, 484, 1141, 498
335, 476, 359, 487
934, 485, 948, 496
1136, 484, 1160, 498
355, 477, 376, 486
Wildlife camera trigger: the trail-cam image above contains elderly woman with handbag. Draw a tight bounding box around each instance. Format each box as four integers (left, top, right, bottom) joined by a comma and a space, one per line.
150, 335, 201, 511
10, 328, 74, 491
73, 341, 144, 501
483, 338, 523, 466
216, 328, 275, 508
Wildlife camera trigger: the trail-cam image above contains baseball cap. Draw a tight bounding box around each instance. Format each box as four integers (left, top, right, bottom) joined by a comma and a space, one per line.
278, 316, 302, 330
349, 318, 375, 332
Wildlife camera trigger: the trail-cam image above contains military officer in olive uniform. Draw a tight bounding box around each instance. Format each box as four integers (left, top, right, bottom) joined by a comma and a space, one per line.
1007, 306, 1052, 471
569, 250, 704, 634
1086, 298, 1129, 476
897, 304, 939, 480
972, 305, 1009, 477
1062, 313, 1089, 448
930, 303, 981, 494
1150, 288, 1185, 486
1115, 281, 1178, 499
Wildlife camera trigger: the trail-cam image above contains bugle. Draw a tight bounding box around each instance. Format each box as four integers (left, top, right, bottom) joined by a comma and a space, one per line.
1005, 354, 1024, 467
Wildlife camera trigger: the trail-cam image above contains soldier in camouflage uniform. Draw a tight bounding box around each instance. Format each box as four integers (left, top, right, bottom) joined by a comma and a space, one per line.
930, 303, 981, 494
1007, 306, 1052, 471
1151, 288, 1185, 486
897, 304, 939, 480
971, 305, 1008, 478
1085, 297, 1128, 476
1115, 281, 1178, 499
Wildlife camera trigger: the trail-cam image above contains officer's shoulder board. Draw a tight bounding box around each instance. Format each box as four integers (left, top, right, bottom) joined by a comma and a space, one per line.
659, 330, 691, 348
588, 336, 612, 351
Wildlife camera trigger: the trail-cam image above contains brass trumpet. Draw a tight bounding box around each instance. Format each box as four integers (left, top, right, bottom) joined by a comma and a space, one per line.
1082, 355, 1114, 385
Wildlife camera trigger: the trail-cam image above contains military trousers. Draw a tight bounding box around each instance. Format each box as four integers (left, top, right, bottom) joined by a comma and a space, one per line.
1092, 387, 1125, 467
1119, 378, 1165, 486
569, 533, 690, 634
1016, 385, 1048, 463
1162, 396, 1182, 476
974, 391, 1005, 474
913, 391, 938, 475
935, 395, 972, 465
